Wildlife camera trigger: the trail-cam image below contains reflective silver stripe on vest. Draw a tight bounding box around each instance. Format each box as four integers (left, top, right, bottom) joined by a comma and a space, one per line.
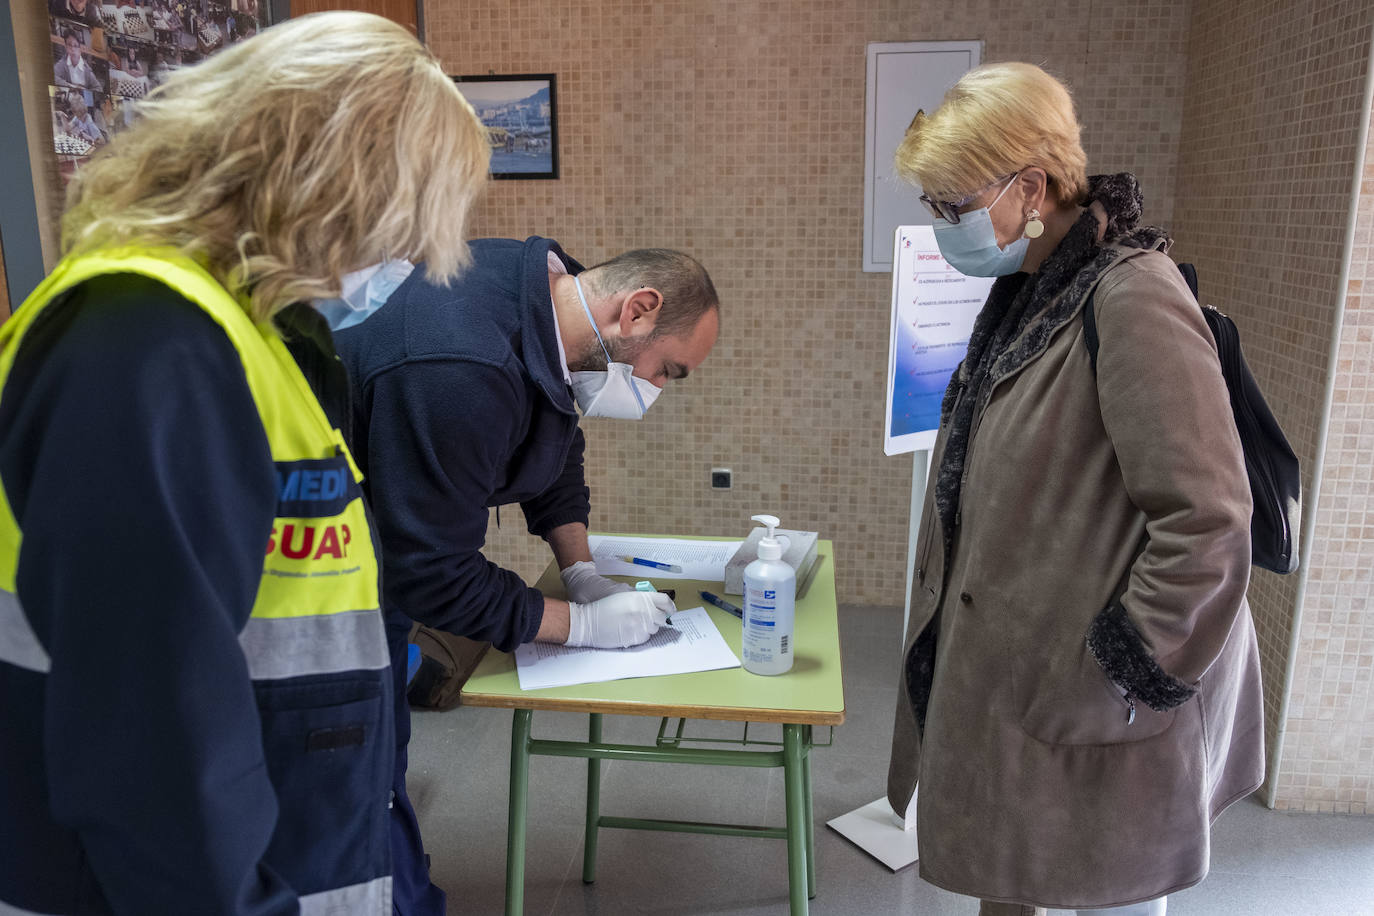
0, 897, 64, 915
298, 875, 392, 915
0, 587, 50, 674
1, 877, 391, 916
239, 608, 389, 681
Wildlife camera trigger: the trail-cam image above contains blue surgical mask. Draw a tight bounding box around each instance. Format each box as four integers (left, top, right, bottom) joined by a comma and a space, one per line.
314, 257, 415, 331
931, 175, 1029, 277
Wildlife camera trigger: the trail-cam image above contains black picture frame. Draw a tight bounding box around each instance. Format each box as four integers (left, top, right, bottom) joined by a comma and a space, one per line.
452, 73, 559, 180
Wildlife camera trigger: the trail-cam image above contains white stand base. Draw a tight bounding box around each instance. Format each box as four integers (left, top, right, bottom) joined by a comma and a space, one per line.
825, 795, 919, 872
834, 450, 926, 872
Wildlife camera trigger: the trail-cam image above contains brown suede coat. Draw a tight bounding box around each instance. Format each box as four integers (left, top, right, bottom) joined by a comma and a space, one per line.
887, 233, 1265, 908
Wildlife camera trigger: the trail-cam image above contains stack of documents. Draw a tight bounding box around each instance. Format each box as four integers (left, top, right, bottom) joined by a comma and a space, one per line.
724, 528, 819, 596
587, 535, 742, 581
514, 606, 740, 691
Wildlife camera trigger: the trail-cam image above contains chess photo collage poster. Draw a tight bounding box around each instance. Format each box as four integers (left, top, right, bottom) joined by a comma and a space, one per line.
46, 0, 269, 181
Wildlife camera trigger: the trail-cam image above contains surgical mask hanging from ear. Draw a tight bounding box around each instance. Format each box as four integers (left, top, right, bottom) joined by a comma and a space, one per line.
314, 257, 415, 332
931, 174, 1030, 278
568, 275, 663, 420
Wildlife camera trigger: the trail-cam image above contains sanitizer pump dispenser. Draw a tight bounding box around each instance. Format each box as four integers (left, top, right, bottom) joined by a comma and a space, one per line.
741, 514, 796, 675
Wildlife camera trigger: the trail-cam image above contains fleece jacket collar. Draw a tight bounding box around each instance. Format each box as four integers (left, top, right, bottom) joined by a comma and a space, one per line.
517, 236, 585, 417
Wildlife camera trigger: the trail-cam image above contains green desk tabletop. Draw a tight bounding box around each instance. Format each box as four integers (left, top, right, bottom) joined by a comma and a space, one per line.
461, 536, 844, 725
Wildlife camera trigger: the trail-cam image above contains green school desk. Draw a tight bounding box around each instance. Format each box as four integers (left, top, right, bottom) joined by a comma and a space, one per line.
461, 536, 845, 916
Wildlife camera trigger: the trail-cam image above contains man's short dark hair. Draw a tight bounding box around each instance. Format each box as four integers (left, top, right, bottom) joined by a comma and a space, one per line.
583, 248, 718, 338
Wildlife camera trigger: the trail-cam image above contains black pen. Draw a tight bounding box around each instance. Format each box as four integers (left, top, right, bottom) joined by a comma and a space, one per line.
699, 590, 744, 620
636, 580, 674, 624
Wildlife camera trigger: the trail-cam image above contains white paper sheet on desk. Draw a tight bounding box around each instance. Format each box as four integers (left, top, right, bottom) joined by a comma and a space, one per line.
514, 606, 740, 690
587, 535, 742, 581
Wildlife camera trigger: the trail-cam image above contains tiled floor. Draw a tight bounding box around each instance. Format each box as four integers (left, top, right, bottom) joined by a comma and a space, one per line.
408, 605, 1374, 915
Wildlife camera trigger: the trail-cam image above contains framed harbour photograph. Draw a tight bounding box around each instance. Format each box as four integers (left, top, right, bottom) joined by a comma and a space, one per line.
452, 73, 558, 180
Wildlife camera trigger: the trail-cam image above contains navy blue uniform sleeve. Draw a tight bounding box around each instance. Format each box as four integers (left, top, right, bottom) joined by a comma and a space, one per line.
519, 424, 590, 538
360, 360, 544, 651
1, 281, 296, 914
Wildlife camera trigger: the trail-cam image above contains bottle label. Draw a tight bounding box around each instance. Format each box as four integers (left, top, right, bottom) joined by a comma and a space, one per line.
743, 578, 791, 668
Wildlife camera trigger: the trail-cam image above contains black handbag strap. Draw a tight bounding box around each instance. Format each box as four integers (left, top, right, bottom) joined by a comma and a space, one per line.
1178, 262, 1199, 299
1084, 262, 1198, 375
1084, 284, 1102, 374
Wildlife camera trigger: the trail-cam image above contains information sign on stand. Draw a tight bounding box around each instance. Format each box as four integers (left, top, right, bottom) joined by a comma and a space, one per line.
883, 225, 992, 456
838, 227, 991, 874
885, 225, 990, 642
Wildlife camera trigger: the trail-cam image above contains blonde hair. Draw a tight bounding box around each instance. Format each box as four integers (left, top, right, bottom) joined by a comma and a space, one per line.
894, 62, 1087, 207
62, 11, 490, 323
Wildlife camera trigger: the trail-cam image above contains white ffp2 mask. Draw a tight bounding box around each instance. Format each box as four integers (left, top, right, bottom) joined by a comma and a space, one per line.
568, 275, 662, 420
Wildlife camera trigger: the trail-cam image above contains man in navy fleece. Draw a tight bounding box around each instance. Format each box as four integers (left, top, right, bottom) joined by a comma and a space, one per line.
333, 237, 720, 913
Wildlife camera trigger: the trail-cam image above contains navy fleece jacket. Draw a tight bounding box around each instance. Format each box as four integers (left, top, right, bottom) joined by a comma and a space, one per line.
0, 279, 349, 914
333, 238, 590, 651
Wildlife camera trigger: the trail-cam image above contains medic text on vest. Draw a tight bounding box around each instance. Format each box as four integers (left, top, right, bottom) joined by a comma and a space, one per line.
278, 466, 350, 502
273, 459, 360, 519
269, 462, 359, 558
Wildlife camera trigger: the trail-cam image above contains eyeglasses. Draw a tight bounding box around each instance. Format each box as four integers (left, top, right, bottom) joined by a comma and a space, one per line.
918, 173, 1016, 224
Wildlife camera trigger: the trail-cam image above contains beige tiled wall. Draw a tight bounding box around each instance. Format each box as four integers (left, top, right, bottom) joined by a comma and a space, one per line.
426, 0, 1374, 810
1272, 100, 1374, 814
424, 0, 1192, 601
1170, 0, 1374, 810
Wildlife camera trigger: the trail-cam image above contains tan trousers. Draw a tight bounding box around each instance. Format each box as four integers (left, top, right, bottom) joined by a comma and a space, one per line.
979, 899, 1167, 915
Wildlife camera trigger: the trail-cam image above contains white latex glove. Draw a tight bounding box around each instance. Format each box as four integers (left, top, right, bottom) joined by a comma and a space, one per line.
559, 560, 634, 604
565, 591, 674, 649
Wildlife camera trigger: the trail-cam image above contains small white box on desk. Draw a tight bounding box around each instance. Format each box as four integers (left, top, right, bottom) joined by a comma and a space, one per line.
723, 528, 819, 596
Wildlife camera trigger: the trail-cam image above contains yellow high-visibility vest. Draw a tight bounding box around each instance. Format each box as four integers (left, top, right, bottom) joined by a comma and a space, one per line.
0, 247, 391, 913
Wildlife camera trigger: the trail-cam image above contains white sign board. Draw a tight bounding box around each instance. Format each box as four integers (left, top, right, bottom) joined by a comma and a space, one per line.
883, 226, 992, 455
862, 40, 982, 272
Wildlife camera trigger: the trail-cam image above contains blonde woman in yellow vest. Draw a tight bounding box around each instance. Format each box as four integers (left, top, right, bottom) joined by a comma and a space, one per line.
0, 12, 488, 914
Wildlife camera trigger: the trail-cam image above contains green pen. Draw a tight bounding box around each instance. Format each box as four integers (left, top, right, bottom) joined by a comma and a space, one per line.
636, 579, 671, 624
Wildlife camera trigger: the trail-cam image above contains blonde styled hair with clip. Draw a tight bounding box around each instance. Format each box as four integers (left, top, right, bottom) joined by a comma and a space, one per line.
61, 11, 490, 324
895, 62, 1087, 208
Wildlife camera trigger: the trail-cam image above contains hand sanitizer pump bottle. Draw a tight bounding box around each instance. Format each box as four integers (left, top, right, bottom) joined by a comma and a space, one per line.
742, 514, 795, 675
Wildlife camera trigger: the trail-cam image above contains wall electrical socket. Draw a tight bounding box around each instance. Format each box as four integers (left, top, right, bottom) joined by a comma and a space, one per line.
710, 468, 732, 490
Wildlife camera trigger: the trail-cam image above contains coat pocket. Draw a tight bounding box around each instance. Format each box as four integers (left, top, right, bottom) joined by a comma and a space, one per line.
1010, 633, 1177, 746
254, 674, 391, 896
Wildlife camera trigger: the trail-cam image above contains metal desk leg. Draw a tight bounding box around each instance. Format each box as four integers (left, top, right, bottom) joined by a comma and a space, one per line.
802, 725, 816, 899
582, 713, 603, 884
506, 708, 533, 916
782, 723, 810, 915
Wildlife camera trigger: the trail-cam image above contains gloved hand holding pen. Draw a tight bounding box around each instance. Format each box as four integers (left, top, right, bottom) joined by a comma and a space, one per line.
559, 560, 634, 603
564, 591, 674, 648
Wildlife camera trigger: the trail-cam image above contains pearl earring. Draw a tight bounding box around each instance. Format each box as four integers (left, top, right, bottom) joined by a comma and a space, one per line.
1024, 209, 1045, 239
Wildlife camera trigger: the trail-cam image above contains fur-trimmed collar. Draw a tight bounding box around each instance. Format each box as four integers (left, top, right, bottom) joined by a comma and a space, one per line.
985, 202, 1167, 388
933, 174, 1168, 556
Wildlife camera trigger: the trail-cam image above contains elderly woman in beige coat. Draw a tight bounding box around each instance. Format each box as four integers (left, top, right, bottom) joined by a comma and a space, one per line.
886, 63, 1265, 916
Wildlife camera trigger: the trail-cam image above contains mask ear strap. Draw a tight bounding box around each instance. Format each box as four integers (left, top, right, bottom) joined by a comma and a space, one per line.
628, 374, 648, 417
987, 171, 1021, 211
574, 274, 650, 418
573, 275, 614, 364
